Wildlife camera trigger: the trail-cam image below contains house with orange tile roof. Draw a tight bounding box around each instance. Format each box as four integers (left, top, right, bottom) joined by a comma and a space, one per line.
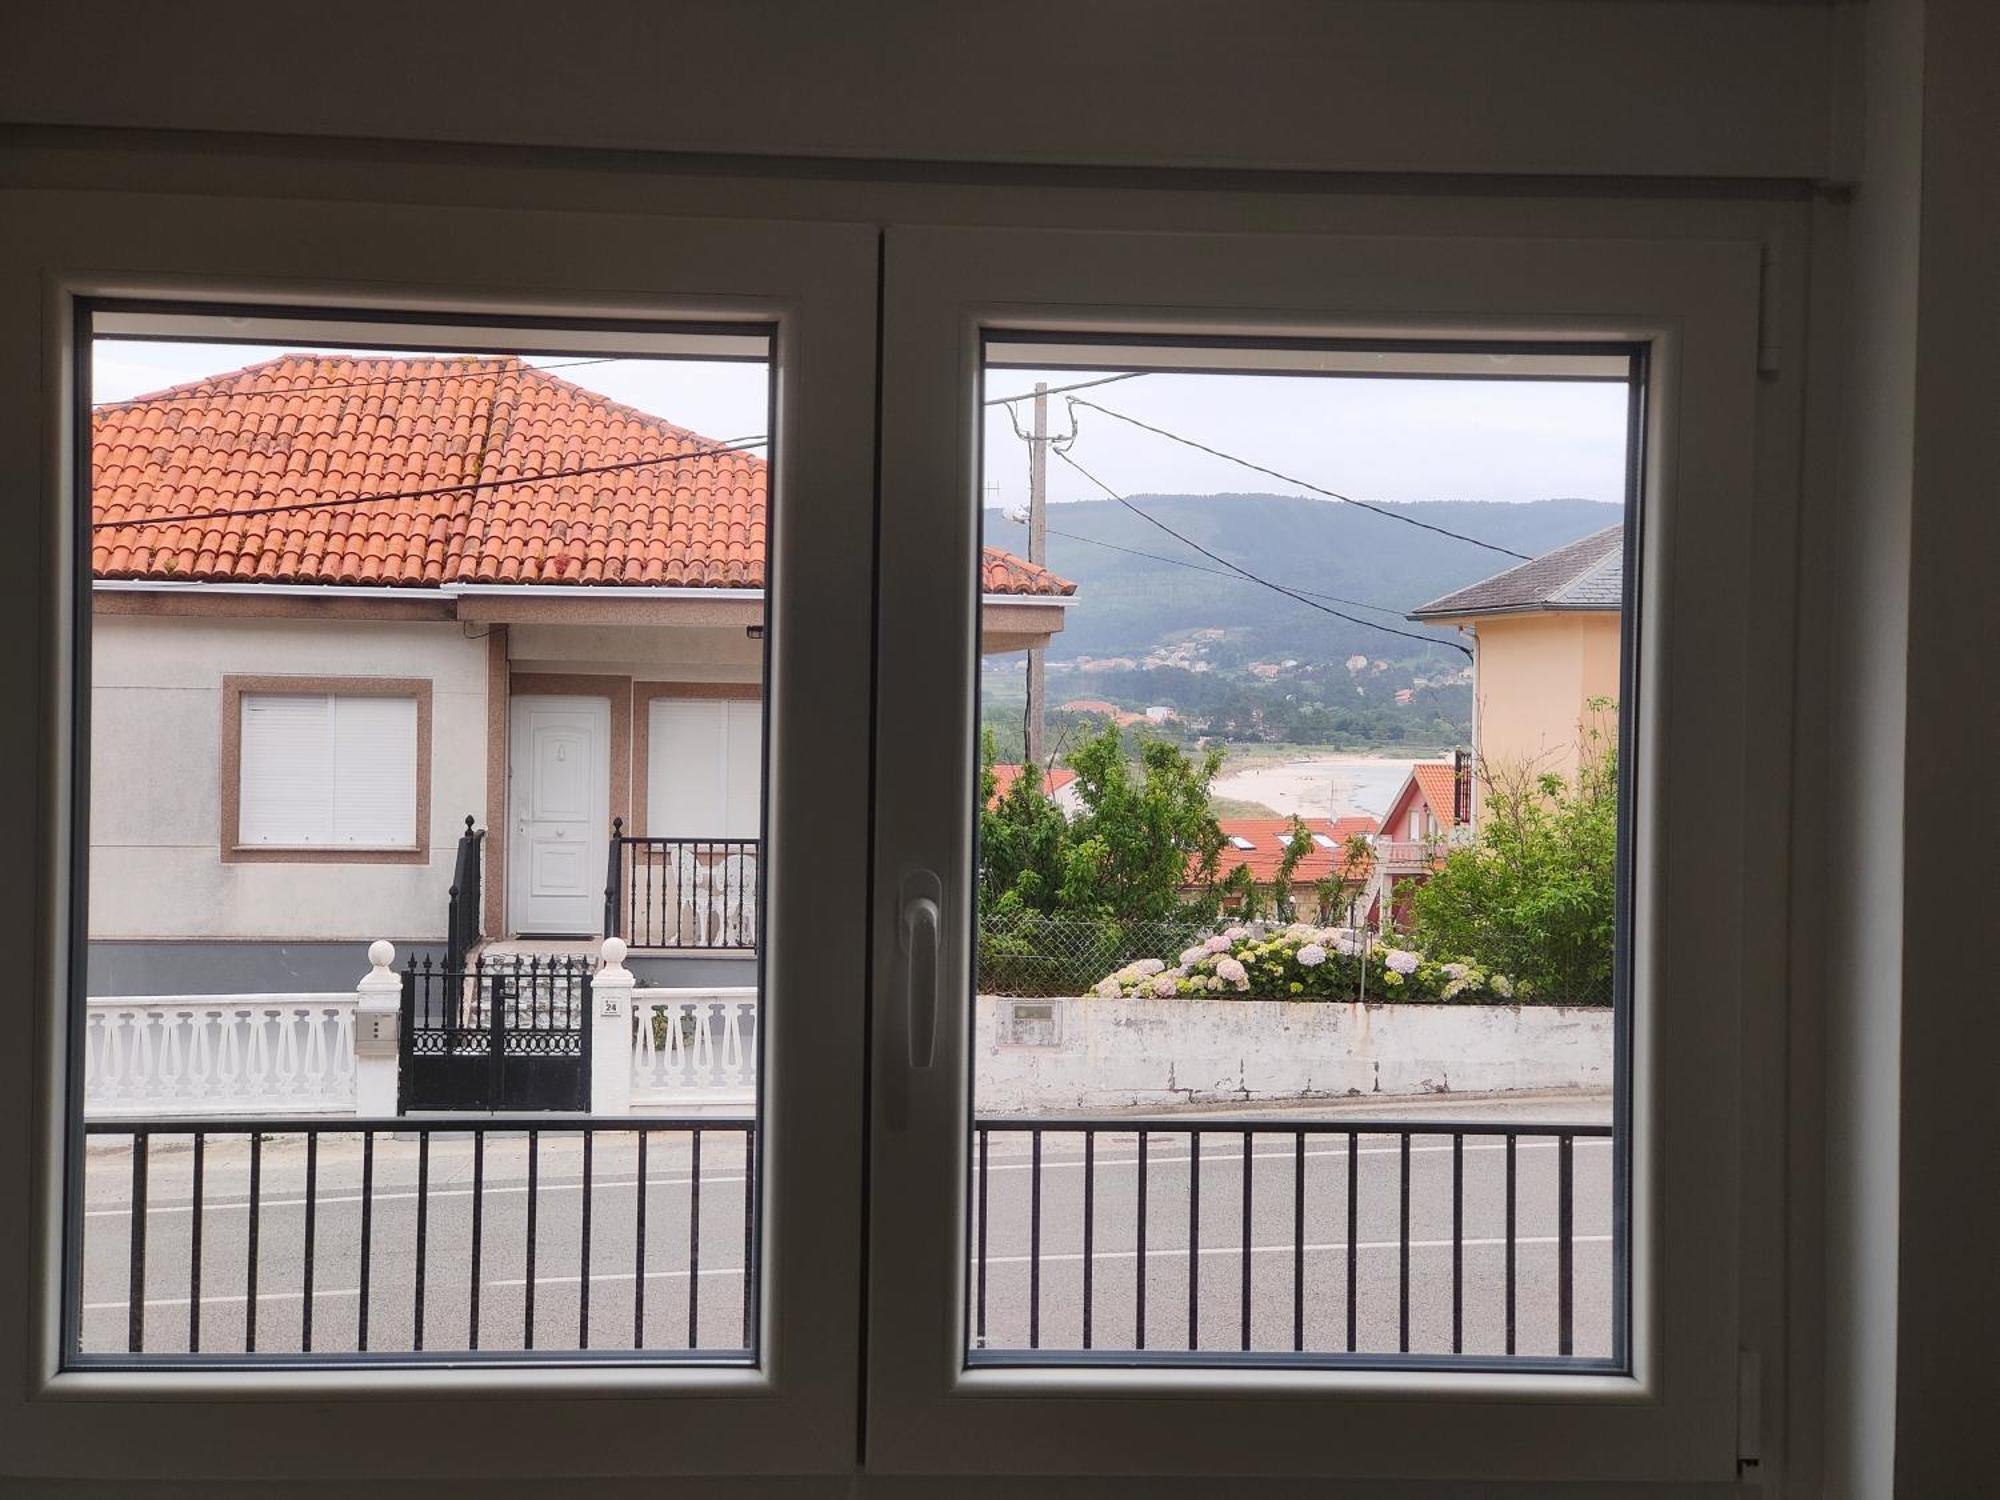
87, 355, 1073, 990
1192, 815, 1380, 921
987, 763, 1084, 817
1361, 755, 1472, 930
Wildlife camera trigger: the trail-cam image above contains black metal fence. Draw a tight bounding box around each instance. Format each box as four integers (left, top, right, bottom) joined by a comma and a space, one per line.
969, 1117, 1616, 1367
400, 955, 591, 1112
604, 820, 759, 951
445, 815, 484, 971
76, 1117, 756, 1364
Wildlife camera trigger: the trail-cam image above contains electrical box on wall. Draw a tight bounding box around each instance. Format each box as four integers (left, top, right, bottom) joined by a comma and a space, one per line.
1000, 999, 1063, 1049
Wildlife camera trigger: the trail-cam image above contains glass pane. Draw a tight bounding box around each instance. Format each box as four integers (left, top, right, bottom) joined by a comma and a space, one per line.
74, 309, 773, 1364
970, 338, 1635, 1369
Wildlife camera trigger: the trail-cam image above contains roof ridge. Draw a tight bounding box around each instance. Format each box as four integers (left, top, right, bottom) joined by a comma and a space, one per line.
1546, 543, 1625, 604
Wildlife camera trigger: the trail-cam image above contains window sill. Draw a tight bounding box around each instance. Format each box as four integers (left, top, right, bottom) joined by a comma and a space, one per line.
223, 844, 428, 865
39, 1359, 770, 1403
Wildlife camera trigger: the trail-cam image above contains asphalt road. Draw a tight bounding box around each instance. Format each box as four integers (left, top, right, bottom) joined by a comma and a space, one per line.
80, 1095, 1612, 1364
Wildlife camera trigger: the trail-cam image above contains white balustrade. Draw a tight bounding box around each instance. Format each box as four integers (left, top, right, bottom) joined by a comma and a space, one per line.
629, 987, 757, 1107
84, 993, 357, 1118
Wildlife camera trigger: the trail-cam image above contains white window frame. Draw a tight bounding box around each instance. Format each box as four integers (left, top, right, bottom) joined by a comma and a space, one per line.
868, 225, 1770, 1482
3, 190, 879, 1483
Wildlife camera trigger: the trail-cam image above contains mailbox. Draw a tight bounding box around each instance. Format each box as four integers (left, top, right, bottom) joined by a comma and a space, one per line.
354, 1007, 398, 1057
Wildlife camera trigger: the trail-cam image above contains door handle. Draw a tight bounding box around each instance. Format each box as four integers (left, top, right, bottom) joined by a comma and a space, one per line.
899, 870, 943, 1073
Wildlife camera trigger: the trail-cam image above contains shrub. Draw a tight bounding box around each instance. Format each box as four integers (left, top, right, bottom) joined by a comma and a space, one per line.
1091, 921, 1519, 1004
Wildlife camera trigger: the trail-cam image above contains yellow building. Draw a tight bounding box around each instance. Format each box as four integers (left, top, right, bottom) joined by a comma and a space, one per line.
1408, 526, 1624, 815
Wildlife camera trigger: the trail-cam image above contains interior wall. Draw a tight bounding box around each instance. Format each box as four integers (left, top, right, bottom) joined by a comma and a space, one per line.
9, 0, 1981, 1491
0, 2, 1834, 180
1893, 1, 2000, 1490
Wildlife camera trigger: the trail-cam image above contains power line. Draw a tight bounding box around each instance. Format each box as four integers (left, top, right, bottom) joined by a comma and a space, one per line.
1050, 445, 1472, 660
984, 371, 1145, 407
90, 435, 769, 533
1067, 397, 1530, 561
1042, 523, 1430, 622
91, 357, 616, 412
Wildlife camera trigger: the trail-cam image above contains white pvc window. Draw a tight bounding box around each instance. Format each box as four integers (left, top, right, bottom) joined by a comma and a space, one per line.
238, 692, 418, 847
649, 697, 762, 837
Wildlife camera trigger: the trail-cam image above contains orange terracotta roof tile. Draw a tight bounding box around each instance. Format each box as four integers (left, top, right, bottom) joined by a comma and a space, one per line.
987, 763, 1079, 808
1411, 763, 1463, 826
92, 354, 1074, 596
1204, 815, 1381, 885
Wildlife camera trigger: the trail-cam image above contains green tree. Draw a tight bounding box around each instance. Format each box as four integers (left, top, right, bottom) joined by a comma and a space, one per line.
1407, 727, 1618, 1004
1057, 728, 1226, 922
1268, 815, 1313, 918
977, 728, 1072, 915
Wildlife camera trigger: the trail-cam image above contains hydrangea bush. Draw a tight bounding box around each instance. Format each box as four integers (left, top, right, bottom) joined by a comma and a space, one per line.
1092, 921, 1521, 1004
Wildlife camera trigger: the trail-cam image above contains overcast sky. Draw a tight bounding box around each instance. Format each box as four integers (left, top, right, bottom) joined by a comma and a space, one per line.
93, 341, 1629, 512
982, 366, 1629, 514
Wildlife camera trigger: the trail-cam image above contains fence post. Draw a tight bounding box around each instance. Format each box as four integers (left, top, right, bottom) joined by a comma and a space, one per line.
353, 940, 401, 1117
591, 936, 634, 1117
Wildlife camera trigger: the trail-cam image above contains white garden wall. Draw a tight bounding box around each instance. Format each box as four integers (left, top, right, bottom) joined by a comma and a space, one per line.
975, 994, 1612, 1111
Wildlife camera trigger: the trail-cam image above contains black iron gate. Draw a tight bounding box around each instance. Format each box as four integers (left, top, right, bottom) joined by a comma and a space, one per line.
399, 955, 592, 1112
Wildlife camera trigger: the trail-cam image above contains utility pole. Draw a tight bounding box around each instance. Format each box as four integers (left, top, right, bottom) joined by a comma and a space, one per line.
1024, 381, 1049, 767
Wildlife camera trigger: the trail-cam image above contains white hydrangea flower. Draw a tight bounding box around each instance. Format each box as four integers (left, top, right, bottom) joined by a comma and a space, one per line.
1204, 934, 1231, 953
1151, 973, 1179, 997
1134, 958, 1166, 977
1296, 943, 1327, 968
1223, 925, 1249, 941
1216, 957, 1250, 990
1093, 978, 1121, 998
1180, 945, 1209, 966
1386, 949, 1419, 975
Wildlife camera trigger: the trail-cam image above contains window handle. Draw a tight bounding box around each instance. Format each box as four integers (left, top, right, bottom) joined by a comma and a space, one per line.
900, 872, 942, 1072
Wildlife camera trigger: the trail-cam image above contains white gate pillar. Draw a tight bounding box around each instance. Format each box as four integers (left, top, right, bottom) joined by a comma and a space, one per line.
591, 937, 634, 1117
353, 940, 402, 1117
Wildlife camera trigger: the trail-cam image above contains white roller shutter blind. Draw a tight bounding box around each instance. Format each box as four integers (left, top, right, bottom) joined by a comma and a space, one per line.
650, 697, 763, 838
238, 692, 418, 847
330, 696, 420, 845
723, 698, 762, 836
239, 695, 334, 845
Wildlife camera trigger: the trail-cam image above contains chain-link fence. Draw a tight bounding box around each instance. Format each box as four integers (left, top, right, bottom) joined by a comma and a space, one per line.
976, 910, 1213, 997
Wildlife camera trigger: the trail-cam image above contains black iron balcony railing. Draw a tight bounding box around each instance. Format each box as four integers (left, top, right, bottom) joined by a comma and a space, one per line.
604, 819, 759, 951
445, 815, 484, 971
968, 1117, 1616, 1369
77, 1116, 755, 1364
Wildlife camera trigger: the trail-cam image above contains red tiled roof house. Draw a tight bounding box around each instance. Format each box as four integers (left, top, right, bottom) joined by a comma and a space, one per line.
1192, 815, 1380, 921
1364, 758, 1472, 930
89, 356, 1074, 982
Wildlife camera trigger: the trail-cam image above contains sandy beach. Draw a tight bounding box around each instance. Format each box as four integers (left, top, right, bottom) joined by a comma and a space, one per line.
1209, 752, 1425, 820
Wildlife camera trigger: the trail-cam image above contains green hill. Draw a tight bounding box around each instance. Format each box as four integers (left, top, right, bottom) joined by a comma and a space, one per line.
986, 494, 1620, 669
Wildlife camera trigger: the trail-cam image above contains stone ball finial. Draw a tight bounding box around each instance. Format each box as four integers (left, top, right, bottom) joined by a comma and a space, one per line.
369, 939, 396, 971
602, 936, 629, 968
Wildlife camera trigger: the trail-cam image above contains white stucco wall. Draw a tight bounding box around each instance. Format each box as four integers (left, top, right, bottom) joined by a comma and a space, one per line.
974, 994, 1613, 1110
89, 612, 488, 940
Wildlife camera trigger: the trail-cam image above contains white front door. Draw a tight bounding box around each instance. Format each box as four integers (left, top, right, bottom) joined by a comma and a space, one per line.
508, 695, 610, 935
